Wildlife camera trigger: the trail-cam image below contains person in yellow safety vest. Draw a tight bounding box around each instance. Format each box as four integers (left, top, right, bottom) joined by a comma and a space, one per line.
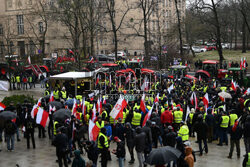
109, 116, 115, 125
242, 152, 250, 167
53, 87, 60, 101
101, 109, 108, 120
122, 109, 129, 124
203, 85, 208, 93
44, 89, 50, 96
60, 87, 67, 100
97, 128, 109, 167
188, 108, 195, 137
76, 95, 82, 101
218, 112, 230, 146
16, 75, 21, 89
173, 107, 183, 130
131, 110, 141, 129
96, 116, 105, 129
160, 106, 165, 114
133, 103, 140, 111
53, 121, 59, 136
229, 111, 238, 127
85, 113, 90, 125
11, 75, 16, 90
178, 121, 189, 142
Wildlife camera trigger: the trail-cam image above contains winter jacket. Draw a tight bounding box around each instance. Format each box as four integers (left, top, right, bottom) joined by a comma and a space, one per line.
72, 150, 86, 167
229, 125, 243, 140
165, 131, 177, 147
142, 124, 152, 145
194, 121, 208, 140
124, 123, 135, 148
134, 129, 146, 152
161, 110, 173, 124
4, 121, 17, 135
243, 118, 250, 138
52, 133, 68, 152
116, 141, 126, 158
184, 147, 194, 167
205, 114, 215, 127
114, 123, 125, 141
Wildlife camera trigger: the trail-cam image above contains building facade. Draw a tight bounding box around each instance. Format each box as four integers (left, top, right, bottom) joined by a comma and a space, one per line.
0, 0, 186, 60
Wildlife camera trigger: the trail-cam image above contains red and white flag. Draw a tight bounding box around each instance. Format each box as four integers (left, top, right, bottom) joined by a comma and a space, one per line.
231, 79, 237, 91
243, 57, 246, 68
31, 105, 38, 118
103, 96, 107, 104
240, 58, 243, 70
110, 96, 127, 120
69, 49, 74, 55
92, 104, 97, 121
37, 98, 42, 107
185, 105, 191, 122
0, 102, 6, 111
15, 58, 18, 66
244, 88, 250, 95
168, 84, 174, 94
203, 93, 209, 109
141, 76, 149, 92
109, 75, 112, 87
72, 99, 78, 116
88, 120, 100, 141
36, 107, 49, 128
49, 92, 54, 102
126, 73, 131, 84
154, 93, 159, 103
213, 81, 216, 88
82, 97, 86, 116
142, 104, 154, 127
199, 75, 202, 81
140, 94, 146, 113
96, 75, 100, 85
27, 56, 31, 64
190, 92, 198, 109
97, 97, 102, 114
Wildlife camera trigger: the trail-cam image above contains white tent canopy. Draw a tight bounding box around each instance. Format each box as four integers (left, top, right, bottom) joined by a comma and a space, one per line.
50, 71, 94, 80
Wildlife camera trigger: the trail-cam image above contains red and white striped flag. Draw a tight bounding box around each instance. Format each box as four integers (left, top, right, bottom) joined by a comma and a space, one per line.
190, 92, 198, 109
154, 93, 159, 103
110, 95, 127, 120
31, 105, 38, 118
36, 107, 49, 128
103, 96, 107, 104
243, 57, 246, 68
72, 99, 78, 116
37, 98, 42, 107
97, 97, 102, 114
109, 74, 112, 87
199, 75, 202, 81
49, 92, 54, 102
141, 76, 149, 92
240, 58, 243, 70
0, 102, 6, 111
15, 58, 18, 66
203, 93, 209, 109
244, 88, 250, 95
213, 81, 216, 88
27, 56, 31, 64
96, 75, 100, 85
88, 120, 100, 141
140, 94, 146, 113
82, 97, 85, 116
92, 104, 97, 121
142, 104, 154, 127
231, 79, 237, 91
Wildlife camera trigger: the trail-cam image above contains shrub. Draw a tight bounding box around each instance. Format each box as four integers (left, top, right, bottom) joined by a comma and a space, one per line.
1, 95, 36, 106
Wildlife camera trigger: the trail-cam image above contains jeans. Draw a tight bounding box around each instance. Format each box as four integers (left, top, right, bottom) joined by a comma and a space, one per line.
16, 128, 20, 140
198, 139, 208, 155
6, 134, 14, 150
118, 157, 124, 167
229, 139, 240, 157
219, 127, 228, 145
137, 152, 145, 167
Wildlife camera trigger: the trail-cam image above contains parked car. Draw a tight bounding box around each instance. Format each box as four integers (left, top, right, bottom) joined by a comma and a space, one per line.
192, 46, 206, 53
222, 43, 230, 49
107, 51, 127, 59
206, 44, 217, 51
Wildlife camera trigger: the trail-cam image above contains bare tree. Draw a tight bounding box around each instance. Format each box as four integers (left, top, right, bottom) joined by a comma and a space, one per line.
174, 0, 184, 56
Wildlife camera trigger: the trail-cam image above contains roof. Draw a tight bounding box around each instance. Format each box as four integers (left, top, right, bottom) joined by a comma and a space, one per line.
202, 60, 219, 64
50, 71, 94, 80
170, 65, 187, 69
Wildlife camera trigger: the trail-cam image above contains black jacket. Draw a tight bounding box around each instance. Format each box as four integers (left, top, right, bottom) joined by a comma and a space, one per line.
165, 131, 177, 147
243, 119, 250, 138
116, 141, 126, 158
205, 114, 215, 127
124, 126, 135, 147
52, 133, 68, 152
4, 121, 17, 135
229, 126, 242, 140
194, 121, 208, 140
142, 125, 152, 145
134, 131, 146, 152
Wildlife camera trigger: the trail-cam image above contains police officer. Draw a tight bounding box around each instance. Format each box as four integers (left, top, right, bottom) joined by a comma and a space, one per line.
218, 112, 229, 146
98, 128, 109, 167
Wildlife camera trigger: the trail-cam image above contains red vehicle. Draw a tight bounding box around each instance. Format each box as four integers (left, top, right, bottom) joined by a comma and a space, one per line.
205, 45, 217, 51
195, 60, 227, 80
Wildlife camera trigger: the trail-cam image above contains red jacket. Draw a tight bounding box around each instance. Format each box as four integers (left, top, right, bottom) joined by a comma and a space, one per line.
161, 110, 173, 124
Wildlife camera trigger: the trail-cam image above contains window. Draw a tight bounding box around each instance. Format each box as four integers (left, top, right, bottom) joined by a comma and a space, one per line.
17, 15, 24, 35
0, 41, 5, 54
29, 41, 35, 55
7, 0, 12, 8
0, 24, 3, 35
38, 22, 44, 33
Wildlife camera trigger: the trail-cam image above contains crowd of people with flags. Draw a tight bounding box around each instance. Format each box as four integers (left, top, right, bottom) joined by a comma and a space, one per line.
2, 64, 250, 167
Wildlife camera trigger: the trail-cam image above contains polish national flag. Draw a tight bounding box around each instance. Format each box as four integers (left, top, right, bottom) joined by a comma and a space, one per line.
185, 105, 191, 122
37, 98, 42, 107
49, 105, 53, 114
243, 57, 246, 68
97, 97, 102, 114
72, 99, 78, 116
103, 96, 107, 104
0, 102, 6, 111
190, 92, 198, 109
49, 92, 54, 102
140, 94, 146, 113
27, 56, 31, 64
96, 75, 100, 85
110, 95, 127, 120
240, 58, 243, 70
88, 120, 100, 141
92, 104, 97, 121
31, 105, 38, 118
141, 76, 149, 92
36, 107, 49, 128
69, 49, 74, 55
244, 88, 250, 95
82, 97, 86, 116
203, 93, 209, 109
15, 58, 18, 66
126, 73, 131, 84
154, 93, 159, 103
199, 75, 202, 81
142, 104, 154, 127
109, 75, 112, 87
231, 79, 237, 91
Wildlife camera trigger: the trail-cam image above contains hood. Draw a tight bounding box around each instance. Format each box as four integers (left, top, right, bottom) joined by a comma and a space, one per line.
185, 146, 192, 156
125, 122, 132, 129
74, 150, 81, 158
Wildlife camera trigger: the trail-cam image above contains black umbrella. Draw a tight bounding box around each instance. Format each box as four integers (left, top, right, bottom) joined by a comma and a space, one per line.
48, 101, 63, 110
0, 111, 17, 120
145, 146, 181, 165
53, 109, 71, 122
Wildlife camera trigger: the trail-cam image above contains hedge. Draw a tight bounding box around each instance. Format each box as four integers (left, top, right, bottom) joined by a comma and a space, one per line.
1, 95, 36, 106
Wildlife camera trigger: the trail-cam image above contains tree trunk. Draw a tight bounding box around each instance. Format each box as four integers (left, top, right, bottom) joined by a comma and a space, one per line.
242, 21, 246, 53
143, 10, 149, 67
174, 0, 183, 56
211, 0, 224, 67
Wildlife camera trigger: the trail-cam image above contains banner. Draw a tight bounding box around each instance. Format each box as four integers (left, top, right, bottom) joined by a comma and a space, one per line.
0, 80, 9, 91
